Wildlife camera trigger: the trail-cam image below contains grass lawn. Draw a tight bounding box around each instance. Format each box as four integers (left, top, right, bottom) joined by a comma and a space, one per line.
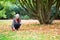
0, 20, 60, 40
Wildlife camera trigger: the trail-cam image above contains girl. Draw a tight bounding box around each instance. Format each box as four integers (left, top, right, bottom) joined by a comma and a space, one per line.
11, 14, 21, 31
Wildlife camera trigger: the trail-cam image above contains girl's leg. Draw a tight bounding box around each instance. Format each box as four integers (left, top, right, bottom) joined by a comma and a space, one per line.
14, 23, 21, 30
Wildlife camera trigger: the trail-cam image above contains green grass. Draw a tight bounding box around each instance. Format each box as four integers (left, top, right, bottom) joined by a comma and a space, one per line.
0, 31, 60, 40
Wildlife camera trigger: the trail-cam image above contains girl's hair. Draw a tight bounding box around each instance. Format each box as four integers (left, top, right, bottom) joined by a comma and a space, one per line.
15, 14, 19, 18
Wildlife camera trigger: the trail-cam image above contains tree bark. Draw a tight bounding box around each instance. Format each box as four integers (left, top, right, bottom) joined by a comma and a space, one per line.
36, 0, 53, 24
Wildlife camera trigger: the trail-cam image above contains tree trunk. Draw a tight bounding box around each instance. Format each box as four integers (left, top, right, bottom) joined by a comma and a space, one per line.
36, 0, 53, 24
36, 0, 44, 24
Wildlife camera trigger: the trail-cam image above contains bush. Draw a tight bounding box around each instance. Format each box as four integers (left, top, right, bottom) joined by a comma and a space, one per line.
20, 15, 30, 20
0, 10, 6, 19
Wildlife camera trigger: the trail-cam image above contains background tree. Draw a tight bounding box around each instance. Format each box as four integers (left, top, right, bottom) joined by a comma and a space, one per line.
17, 0, 54, 24
0, 0, 60, 24
17, 0, 60, 24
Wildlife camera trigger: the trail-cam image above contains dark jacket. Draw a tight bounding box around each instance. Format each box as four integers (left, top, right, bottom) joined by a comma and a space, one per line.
11, 18, 21, 28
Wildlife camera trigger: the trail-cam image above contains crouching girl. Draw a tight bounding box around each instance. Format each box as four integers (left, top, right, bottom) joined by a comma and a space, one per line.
11, 14, 21, 31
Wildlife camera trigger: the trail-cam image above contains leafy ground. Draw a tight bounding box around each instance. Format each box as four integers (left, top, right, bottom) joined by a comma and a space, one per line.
0, 20, 60, 40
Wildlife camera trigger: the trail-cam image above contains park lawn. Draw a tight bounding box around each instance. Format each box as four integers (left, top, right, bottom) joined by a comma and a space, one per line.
0, 20, 60, 40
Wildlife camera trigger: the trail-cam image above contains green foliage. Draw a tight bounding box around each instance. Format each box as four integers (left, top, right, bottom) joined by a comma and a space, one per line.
20, 15, 30, 20
0, 9, 6, 19
0, 1, 19, 19
50, 6, 60, 19
0, 3, 4, 10
0, 0, 30, 19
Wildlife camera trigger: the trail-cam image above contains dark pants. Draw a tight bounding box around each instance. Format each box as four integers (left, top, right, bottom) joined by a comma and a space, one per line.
14, 23, 21, 30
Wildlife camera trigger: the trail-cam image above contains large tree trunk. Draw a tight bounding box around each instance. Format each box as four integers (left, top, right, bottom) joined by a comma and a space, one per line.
18, 0, 60, 24
36, 0, 53, 24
